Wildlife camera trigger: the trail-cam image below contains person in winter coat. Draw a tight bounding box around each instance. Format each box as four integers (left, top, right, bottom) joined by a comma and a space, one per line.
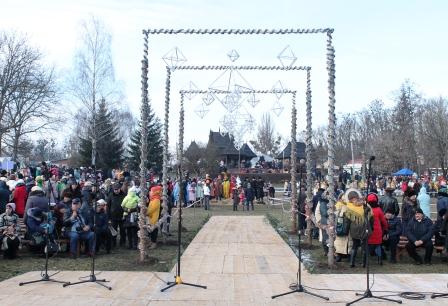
379, 187, 400, 216
334, 192, 350, 262
95, 199, 111, 254
417, 186, 431, 218
436, 186, 448, 219
12, 179, 27, 217
315, 189, 331, 256
63, 198, 95, 258
344, 189, 373, 268
23, 186, 49, 224
383, 208, 402, 263
81, 181, 93, 206
62, 179, 82, 200
232, 186, 239, 211
244, 183, 255, 211
366, 193, 388, 265
147, 184, 162, 249
401, 189, 419, 235
0, 203, 20, 259
107, 183, 126, 247
121, 187, 139, 249
0, 181, 11, 214
406, 208, 434, 265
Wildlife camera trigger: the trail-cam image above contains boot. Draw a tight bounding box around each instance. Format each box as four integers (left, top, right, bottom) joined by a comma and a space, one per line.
350, 249, 357, 268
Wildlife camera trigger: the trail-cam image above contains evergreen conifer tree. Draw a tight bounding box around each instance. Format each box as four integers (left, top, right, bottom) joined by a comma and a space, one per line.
79, 99, 124, 171
127, 102, 163, 171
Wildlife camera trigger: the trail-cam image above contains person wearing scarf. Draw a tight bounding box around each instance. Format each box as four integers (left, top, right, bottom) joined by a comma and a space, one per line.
0, 203, 20, 259
345, 189, 373, 268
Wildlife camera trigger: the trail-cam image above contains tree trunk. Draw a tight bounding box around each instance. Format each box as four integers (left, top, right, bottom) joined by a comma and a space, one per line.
12, 129, 20, 161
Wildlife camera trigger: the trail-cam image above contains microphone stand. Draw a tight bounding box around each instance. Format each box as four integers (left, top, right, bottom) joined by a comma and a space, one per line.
19, 231, 68, 286
63, 196, 112, 290
346, 156, 401, 305
272, 163, 329, 301
161, 166, 206, 292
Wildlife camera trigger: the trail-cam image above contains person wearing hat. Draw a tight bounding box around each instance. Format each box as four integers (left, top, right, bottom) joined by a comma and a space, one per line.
147, 185, 162, 249
366, 193, 388, 265
121, 186, 139, 249
62, 179, 82, 200
107, 182, 126, 248
344, 189, 373, 268
405, 208, 434, 265
383, 208, 402, 263
437, 185, 448, 221
401, 189, 419, 235
26, 207, 49, 248
63, 198, 95, 258
23, 186, 49, 224
12, 178, 27, 217
379, 186, 400, 217
95, 199, 111, 254
0, 203, 20, 259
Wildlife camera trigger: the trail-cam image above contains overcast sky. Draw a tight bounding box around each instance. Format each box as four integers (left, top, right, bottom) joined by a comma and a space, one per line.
2, 0, 447, 149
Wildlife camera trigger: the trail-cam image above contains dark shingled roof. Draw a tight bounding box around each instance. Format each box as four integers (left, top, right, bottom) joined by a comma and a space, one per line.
207, 131, 257, 159
185, 140, 200, 156
239, 143, 257, 159
276, 141, 306, 160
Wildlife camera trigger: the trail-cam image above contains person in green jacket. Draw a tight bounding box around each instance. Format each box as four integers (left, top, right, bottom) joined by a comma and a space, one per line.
121, 187, 139, 249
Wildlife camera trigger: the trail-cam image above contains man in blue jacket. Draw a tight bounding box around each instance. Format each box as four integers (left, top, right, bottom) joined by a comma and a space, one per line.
406, 208, 433, 265
63, 198, 95, 259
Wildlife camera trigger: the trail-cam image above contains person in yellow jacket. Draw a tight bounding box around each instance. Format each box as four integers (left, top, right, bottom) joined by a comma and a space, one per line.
222, 176, 230, 199
121, 187, 139, 249
147, 184, 162, 249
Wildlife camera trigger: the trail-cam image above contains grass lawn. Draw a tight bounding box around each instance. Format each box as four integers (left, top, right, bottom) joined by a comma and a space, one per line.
1, 199, 446, 281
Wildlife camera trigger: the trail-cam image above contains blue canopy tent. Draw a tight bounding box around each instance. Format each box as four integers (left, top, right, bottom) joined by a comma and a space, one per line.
393, 168, 414, 176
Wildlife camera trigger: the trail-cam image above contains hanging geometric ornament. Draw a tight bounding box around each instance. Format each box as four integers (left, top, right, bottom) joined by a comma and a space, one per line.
271, 100, 285, 117
202, 91, 215, 106
227, 49, 240, 62
209, 67, 254, 106
219, 114, 237, 136
277, 45, 297, 68
194, 103, 209, 119
271, 80, 285, 99
183, 81, 199, 100
162, 47, 187, 71
247, 93, 260, 108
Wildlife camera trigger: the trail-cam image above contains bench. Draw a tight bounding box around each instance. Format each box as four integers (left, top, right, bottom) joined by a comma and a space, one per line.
396, 235, 445, 261
17, 218, 71, 254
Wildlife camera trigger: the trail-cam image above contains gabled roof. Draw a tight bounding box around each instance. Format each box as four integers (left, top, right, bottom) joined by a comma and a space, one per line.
185, 141, 200, 156
276, 141, 306, 160
208, 131, 239, 155
239, 143, 257, 159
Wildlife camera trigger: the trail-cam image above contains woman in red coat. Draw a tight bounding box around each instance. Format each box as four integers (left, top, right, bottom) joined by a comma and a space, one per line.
12, 179, 28, 217
366, 193, 388, 264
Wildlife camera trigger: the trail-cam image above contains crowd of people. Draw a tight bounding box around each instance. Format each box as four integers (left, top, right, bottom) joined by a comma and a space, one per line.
312, 175, 448, 266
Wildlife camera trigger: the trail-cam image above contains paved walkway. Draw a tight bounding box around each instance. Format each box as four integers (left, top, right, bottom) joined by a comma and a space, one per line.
0, 216, 447, 305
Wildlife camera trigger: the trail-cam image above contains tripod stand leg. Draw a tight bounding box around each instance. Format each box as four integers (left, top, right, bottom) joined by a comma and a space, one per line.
19, 279, 46, 286
160, 282, 177, 292
63, 280, 87, 287
271, 289, 299, 299
96, 281, 112, 290
346, 295, 367, 306
432, 293, 448, 298
48, 279, 69, 285
303, 288, 330, 300
371, 295, 402, 304
181, 282, 207, 289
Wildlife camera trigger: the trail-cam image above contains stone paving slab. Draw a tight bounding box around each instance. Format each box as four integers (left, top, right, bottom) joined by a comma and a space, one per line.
0, 216, 447, 305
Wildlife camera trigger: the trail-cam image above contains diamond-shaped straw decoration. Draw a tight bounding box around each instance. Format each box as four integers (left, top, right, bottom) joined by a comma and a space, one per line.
162, 47, 187, 70
247, 93, 260, 108
272, 101, 285, 117
277, 45, 297, 68
194, 103, 209, 119
227, 49, 240, 62
271, 80, 285, 99
183, 81, 199, 100
202, 92, 215, 106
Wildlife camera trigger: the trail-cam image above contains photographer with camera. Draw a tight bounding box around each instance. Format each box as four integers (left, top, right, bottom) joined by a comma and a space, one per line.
63, 198, 95, 259
0, 203, 20, 259
95, 199, 111, 254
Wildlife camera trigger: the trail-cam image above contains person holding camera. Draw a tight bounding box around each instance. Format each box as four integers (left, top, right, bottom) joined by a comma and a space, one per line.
0, 203, 20, 259
63, 198, 95, 259
95, 199, 111, 254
